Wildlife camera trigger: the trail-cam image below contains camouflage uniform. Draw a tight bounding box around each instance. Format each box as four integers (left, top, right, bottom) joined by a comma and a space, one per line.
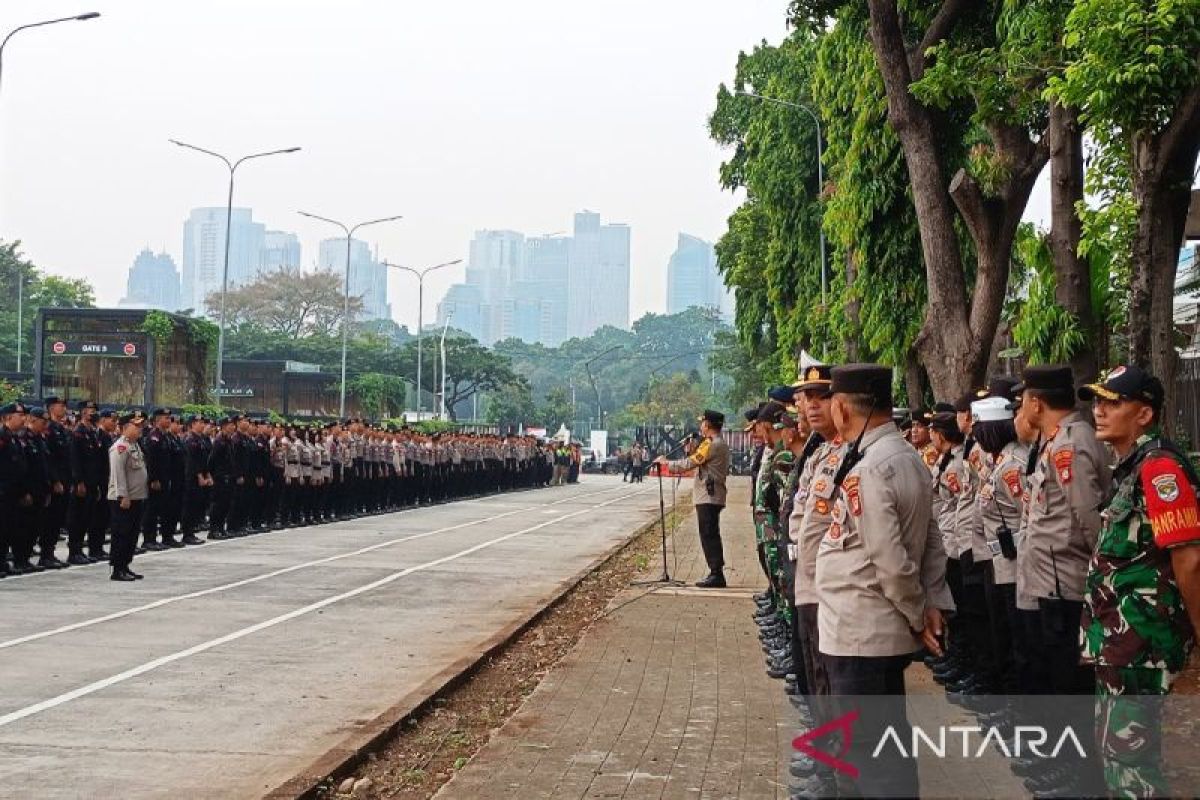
1081, 434, 1200, 798
767, 447, 797, 624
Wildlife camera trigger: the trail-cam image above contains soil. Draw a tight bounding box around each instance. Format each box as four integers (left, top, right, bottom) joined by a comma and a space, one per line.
317, 503, 691, 800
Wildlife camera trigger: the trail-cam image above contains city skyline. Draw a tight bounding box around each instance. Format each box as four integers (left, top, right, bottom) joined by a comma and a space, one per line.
0, 0, 795, 334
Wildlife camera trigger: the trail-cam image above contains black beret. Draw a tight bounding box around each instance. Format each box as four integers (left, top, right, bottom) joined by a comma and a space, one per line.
150, 407, 170, 417
0, 401, 27, 415
793, 364, 834, 394
929, 412, 959, 438
985, 376, 1020, 401
768, 385, 794, 403
27, 405, 49, 420
1078, 364, 1164, 409
98, 409, 117, 419
118, 411, 146, 426
75, 400, 99, 412
698, 409, 725, 427
43, 395, 64, 406
755, 400, 787, 424
830, 363, 892, 408
910, 408, 930, 424
953, 391, 979, 413
1013, 364, 1073, 395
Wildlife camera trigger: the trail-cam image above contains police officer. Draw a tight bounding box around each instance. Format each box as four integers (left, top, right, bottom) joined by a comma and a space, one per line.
12, 406, 52, 574
43, 396, 72, 559
656, 409, 731, 589
108, 411, 148, 581
91, 409, 117, 559
815, 364, 950, 799
139, 407, 173, 551
1011, 364, 1109, 795
65, 400, 103, 566
0, 401, 30, 577
181, 415, 212, 544
207, 416, 238, 539
1077, 365, 1200, 797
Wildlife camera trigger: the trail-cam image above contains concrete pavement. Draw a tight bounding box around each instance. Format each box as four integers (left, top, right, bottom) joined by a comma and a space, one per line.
0, 477, 655, 799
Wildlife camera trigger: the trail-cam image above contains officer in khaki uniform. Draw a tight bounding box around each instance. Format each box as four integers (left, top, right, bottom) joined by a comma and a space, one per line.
1014, 365, 1110, 695
108, 412, 148, 582
657, 409, 730, 588
815, 364, 951, 799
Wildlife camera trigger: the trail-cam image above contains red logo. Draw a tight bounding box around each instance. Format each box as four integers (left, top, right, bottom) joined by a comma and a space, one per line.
52, 341, 66, 354
793, 709, 860, 777
123, 342, 137, 356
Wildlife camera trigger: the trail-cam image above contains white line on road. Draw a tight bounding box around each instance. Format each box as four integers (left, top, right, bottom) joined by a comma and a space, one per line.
0, 484, 631, 652
0, 486, 646, 730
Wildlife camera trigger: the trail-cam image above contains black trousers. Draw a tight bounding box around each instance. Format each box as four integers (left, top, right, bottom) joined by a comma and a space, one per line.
109, 498, 143, 570
88, 492, 110, 555
694, 503, 724, 574
161, 486, 183, 542
209, 479, 234, 533
797, 603, 831, 722
13, 498, 45, 564
1037, 597, 1095, 694
982, 564, 1016, 692
824, 653, 918, 799
181, 479, 207, 535
141, 485, 168, 543
66, 486, 99, 556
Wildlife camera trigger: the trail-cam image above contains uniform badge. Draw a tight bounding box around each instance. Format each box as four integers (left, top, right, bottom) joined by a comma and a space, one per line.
1152, 474, 1180, 503
923, 448, 937, 466
815, 498, 830, 515
825, 452, 839, 466
946, 473, 961, 494
117, 444, 127, 453
828, 521, 842, 540
813, 479, 827, 495
1002, 467, 1023, 499
843, 476, 862, 516
1053, 448, 1074, 485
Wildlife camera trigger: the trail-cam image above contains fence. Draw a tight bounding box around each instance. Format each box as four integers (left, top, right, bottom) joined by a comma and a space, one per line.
1176, 357, 1200, 450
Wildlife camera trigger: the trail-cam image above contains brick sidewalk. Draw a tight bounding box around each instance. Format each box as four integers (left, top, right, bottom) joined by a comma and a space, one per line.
434, 475, 1030, 800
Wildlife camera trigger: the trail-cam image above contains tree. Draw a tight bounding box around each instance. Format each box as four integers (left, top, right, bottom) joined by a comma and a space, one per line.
0, 240, 96, 371
206, 269, 364, 339
394, 335, 524, 421
349, 372, 409, 419
1049, 0, 1200, 418
538, 386, 574, 429
485, 382, 536, 428
610, 374, 708, 433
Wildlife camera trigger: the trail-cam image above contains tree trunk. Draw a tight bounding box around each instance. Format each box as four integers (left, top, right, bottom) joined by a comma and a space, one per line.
904, 349, 927, 409
866, 0, 976, 401
1129, 87, 1200, 435
1047, 102, 1096, 384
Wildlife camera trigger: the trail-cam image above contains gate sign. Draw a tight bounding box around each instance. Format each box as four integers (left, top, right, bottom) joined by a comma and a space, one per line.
49, 340, 141, 358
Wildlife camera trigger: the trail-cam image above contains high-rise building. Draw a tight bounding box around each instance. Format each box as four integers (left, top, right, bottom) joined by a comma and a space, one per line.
666, 233, 731, 319
119, 248, 181, 311
180, 207, 266, 314
435, 213, 628, 346
318, 238, 390, 321
261, 230, 302, 273
566, 212, 630, 338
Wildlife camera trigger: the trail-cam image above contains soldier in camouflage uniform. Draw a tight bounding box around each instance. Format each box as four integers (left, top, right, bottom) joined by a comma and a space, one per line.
1078, 365, 1200, 798
751, 401, 793, 678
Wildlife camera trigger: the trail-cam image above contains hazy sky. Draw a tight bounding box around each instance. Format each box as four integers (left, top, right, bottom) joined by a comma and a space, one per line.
0, 0, 797, 329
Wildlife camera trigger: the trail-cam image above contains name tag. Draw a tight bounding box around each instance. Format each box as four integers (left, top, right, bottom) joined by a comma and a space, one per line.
986, 539, 1002, 557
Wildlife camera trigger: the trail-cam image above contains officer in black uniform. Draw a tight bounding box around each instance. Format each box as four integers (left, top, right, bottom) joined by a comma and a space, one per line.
44, 396, 73, 560
66, 400, 103, 566
181, 414, 212, 544
12, 406, 52, 573
0, 402, 32, 577
250, 418, 271, 531
139, 407, 172, 551
227, 416, 255, 535
90, 409, 117, 560
208, 416, 239, 539
160, 412, 186, 547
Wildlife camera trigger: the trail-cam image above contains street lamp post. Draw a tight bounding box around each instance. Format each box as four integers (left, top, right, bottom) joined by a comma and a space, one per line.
583, 345, 622, 431
298, 212, 404, 418
171, 140, 300, 403
438, 312, 453, 419
381, 259, 461, 417
736, 90, 827, 306
3, 11, 100, 369
0, 12, 101, 97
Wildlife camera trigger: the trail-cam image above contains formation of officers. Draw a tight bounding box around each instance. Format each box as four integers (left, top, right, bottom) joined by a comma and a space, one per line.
0, 397, 563, 582
743, 362, 1200, 799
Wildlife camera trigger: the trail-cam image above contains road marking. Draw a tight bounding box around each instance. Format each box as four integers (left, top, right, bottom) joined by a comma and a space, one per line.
0, 484, 630, 652
0, 486, 646, 729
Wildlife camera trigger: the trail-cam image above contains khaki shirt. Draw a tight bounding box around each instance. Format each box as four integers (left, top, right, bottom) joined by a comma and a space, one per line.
816, 424, 952, 657
791, 439, 846, 606
668, 435, 730, 507
959, 443, 988, 561
1017, 411, 1110, 609
107, 436, 148, 501
935, 446, 963, 558
979, 441, 1029, 585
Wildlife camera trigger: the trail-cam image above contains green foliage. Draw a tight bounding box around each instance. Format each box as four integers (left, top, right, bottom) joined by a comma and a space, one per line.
140, 310, 175, 344
609, 374, 708, 432
0, 240, 96, 371
180, 403, 233, 419
349, 372, 409, 419
538, 386, 574, 429
485, 383, 537, 426
0, 379, 26, 403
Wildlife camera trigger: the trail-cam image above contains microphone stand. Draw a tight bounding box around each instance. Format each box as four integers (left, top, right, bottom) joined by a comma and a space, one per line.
632, 436, 695, 588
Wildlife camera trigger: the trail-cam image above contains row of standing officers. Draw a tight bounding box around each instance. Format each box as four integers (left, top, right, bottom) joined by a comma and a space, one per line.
0, 397, 562, 580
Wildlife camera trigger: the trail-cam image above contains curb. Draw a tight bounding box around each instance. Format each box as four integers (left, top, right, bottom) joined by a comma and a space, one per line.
264, 494, 683, 800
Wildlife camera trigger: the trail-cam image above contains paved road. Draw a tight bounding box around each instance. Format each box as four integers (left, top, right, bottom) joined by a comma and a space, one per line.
0, 477, 654, 799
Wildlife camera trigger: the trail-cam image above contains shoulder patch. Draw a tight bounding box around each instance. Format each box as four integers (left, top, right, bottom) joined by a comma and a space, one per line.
843, 475, 862, 516
1001, 467, 1023, 499
946, 472, 961, 494
1053, 447, 1074, 485
1140, 455, 1200, 548
117, 444, 127, 453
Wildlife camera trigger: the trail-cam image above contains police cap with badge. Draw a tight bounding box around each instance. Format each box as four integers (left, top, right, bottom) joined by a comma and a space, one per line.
1077, 364, 1164, 412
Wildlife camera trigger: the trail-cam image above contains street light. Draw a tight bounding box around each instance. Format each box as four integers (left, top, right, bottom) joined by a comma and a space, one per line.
735, 90, 827, 306
438, 312, 453, 419
0, 12, 101, 97
171, 140, 300, 403
3, 11, 100, 368
298, 212, 404, 418
584, 345, 622, 430
381, 259, 462, 417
